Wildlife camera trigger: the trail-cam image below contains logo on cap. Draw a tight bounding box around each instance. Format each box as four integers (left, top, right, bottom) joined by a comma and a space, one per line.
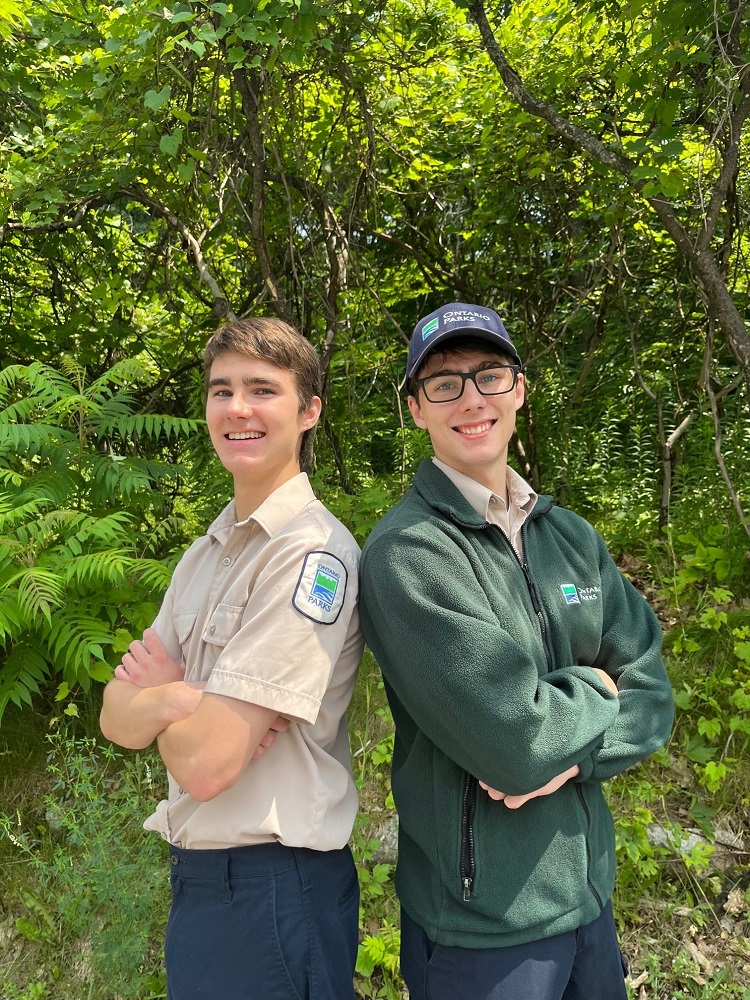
421, 317, 439, 340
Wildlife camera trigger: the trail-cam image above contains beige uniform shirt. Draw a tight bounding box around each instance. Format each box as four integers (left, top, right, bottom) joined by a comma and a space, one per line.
432, 459, 537, 560
144, 474, 363, 851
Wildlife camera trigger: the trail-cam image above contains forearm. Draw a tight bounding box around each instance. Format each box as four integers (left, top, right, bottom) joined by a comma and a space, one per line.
99, 679, 203, 750
156, 694, 278, 802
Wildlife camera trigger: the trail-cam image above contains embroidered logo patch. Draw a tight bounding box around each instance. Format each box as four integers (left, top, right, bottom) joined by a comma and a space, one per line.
293, 551, 348, 624
421, 317, 440, 339
560, 583, 581, 605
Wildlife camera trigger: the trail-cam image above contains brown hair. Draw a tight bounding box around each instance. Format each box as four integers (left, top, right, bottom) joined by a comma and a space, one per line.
203, 317, 322, 471
407, 335, 515, 398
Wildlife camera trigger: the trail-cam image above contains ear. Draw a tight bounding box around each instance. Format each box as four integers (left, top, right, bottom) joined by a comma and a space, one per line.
514, 374, 525, 412
408, 394, 427, 430
300, 395, 322, 432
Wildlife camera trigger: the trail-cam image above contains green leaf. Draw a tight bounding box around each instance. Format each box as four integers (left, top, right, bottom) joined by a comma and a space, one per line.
144, 86, 172, 111
673, 688, 692, 711
159, 129, 184, 158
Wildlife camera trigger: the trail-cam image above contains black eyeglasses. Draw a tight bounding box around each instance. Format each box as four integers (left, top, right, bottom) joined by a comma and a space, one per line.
416, 365, 521, 403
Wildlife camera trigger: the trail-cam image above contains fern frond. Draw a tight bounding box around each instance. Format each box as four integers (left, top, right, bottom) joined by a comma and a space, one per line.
0, 494, 54, 531
99, 413, 200, 442
0, 642, 50, 724
133, 558, 177, 593
87, 358, 149, 396
0, 465, 26, 488
65, 511, 134, 550
0, 594, 22, 643
0, 423, 77, 455
3, 362, 76, 406
43, 614, 113, 685
64, 550, 134, 588
11, 567, 66, 623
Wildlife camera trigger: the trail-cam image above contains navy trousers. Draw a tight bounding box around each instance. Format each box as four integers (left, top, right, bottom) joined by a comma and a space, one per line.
401, 901, 628, 1000
164, 841, 359, 1000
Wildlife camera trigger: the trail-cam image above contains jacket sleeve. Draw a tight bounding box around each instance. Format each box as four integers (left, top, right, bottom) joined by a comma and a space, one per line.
359, 524, 620, 796
575, 533, 674, 783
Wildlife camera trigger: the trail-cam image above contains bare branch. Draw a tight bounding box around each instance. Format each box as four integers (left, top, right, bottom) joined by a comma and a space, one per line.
0, 197, 105, 245
701, 327, 750, 538
120, 186, 234, 321
468, 0, 633, 175
468, 0, 750, 384
697, 88, 750, 249
232, 67, 294, 325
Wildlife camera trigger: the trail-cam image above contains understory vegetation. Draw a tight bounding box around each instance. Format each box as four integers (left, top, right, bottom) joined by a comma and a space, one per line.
1, 507, 749, 999
2, 0, 750, 996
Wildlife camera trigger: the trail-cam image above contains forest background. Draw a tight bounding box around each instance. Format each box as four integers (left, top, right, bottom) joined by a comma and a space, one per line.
0, 0, 749, 997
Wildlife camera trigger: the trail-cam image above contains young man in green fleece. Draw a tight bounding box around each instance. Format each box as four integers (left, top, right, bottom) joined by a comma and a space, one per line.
359, 303, 674, 1000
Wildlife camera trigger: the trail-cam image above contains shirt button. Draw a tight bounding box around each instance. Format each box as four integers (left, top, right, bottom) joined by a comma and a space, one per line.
170, 855, 179, 866
208, 625, 216, 635
222, 557, 231, 566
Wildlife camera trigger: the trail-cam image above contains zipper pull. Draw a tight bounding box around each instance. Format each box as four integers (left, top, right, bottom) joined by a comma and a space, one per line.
462, 876, 472, 901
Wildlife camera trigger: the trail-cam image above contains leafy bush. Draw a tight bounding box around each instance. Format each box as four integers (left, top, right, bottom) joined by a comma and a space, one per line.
0, 358, 199, 721
1, 728, 168, 998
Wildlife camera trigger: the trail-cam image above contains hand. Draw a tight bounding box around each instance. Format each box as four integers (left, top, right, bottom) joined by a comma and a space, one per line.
592, 667, 619, 696
479, 764, 581, 809
251, 715, 290, 759
115, 628, 185, 687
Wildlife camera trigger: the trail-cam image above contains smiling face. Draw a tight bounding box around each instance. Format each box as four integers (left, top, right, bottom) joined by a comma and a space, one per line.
408, 346, 525, 494
206, 351, 321, 517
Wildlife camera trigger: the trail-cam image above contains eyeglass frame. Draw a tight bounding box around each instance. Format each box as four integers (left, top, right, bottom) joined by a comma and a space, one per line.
414, 364, 522, 403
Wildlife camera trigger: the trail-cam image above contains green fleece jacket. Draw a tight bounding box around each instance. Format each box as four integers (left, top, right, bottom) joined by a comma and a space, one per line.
359, 460, 673, 949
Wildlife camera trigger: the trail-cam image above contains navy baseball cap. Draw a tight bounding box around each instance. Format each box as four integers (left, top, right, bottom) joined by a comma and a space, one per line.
407, 302, 522, 378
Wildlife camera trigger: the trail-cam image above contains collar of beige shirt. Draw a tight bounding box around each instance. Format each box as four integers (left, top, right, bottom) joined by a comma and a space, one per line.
432, 458, 537, 558
206, 472, 316, 545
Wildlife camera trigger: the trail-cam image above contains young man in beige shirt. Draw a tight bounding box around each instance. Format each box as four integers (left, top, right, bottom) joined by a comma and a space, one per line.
100, 318, 363, 1000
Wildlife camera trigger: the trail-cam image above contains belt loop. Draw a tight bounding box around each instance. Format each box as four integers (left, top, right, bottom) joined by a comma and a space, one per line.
220, 852, 232, 904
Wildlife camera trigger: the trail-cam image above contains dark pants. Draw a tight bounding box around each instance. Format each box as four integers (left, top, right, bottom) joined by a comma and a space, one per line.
165, 841, 359, 1000
401, 901, 628, 1000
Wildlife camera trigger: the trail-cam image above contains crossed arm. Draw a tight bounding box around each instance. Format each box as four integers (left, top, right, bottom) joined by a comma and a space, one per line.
478, 668, 619, 809
100, 628, 288, 801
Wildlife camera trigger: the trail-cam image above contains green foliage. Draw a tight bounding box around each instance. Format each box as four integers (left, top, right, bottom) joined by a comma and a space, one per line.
347, 659, 402, 997
0, 728, 168, 999
0, 357, 198, 721
1, 0, 750, 995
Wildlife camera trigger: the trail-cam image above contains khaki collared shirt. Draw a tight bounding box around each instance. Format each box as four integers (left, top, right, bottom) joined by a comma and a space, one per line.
432, 459, 537, 560
144, 474, 363, 851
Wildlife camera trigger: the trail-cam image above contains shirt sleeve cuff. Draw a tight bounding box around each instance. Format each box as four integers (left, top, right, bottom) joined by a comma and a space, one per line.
204, 669, 321, 725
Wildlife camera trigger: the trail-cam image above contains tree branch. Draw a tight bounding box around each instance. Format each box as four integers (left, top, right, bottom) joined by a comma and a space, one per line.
232, 66, 294, 325
697, 88, 750, 250
120, 186, 234, 321
467, 0, 750, 385
0, 197, 106, 245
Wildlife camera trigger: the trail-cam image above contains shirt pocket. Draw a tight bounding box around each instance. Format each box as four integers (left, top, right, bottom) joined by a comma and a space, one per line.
173, 609, 198, 646
202, 603, 245, 647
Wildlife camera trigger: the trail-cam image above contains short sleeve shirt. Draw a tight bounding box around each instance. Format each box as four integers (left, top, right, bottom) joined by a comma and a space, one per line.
143, 473, 363, 851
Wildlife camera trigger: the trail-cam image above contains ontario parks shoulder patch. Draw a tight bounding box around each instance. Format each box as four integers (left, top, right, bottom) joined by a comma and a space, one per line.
293, 551, 348, 624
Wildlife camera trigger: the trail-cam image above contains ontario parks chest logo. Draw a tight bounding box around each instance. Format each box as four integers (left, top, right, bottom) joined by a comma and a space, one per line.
560, 582, 601, 605
293, 551, 348, 624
